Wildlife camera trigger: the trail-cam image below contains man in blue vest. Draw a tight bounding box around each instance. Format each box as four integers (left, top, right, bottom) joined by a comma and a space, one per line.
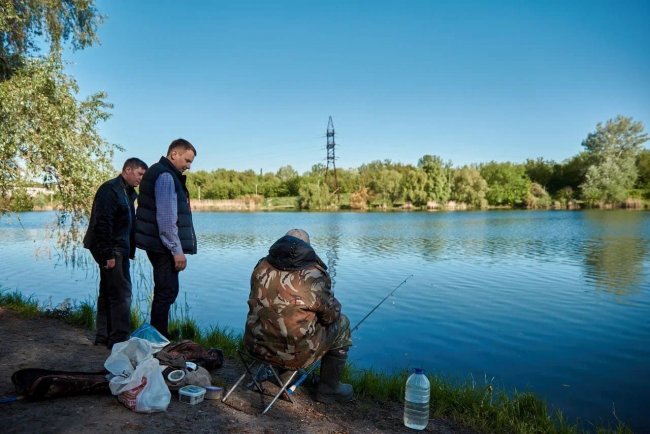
136, 139, 198, 338
84, 157, 148, 349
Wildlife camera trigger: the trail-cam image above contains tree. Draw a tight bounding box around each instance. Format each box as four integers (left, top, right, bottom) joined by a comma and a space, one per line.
479, 161, 531, 207
582, 154, 637, 204
1, 0, 101, 79
550, 152, 593, 197
1, 0, 112, 219
451, 166, 488, 208
399, 166, 428, 207
298, 180, 334, 210
0, 57, 115, 214
635, 149, 650, 190
580, 116, 648, 205
581, 115, 648, 159
526, 182, 552, 209
359, 161, 403, 206
524, 158, 555, 192
418, 154, 451, 203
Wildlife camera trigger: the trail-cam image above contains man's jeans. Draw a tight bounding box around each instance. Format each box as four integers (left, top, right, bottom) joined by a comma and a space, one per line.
92, 251, 132, 347
147, 251, 180, 339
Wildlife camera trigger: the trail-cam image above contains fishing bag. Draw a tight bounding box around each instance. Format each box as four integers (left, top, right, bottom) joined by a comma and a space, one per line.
11, 368, 110, 400
157, 340, 224, 371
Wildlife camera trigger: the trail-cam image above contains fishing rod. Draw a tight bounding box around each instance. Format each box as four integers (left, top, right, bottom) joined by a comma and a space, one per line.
286, 274, 414, 395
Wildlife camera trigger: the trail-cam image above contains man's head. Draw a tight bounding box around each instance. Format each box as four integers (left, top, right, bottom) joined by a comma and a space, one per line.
166, 138, 197, 173
286, 228, 310, 244
121, 158, 148, 187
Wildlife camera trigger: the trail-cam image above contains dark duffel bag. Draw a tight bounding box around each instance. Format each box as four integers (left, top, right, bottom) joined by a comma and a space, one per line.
12, 368, 110, 400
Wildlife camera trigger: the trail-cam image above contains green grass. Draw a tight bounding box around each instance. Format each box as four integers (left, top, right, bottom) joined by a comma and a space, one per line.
262, 196, 298, 209
0, 288, 633, 434
0, 289, 40, 316
62, 299, 96, 328
200, 324, 243, 358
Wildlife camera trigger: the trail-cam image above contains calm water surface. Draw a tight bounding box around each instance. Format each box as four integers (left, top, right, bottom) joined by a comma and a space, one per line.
1, 210, 649, 431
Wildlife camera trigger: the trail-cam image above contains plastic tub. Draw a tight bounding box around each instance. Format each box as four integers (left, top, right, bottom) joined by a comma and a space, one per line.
179, 385, 206, 405
167, 369, 185, 383
204, 386, 223, 400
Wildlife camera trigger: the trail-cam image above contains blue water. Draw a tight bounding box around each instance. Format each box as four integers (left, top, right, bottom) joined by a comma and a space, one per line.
1, 210, 649, 431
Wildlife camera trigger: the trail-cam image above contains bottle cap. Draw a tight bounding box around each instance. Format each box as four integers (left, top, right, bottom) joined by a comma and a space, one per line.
414, 368, 424, 374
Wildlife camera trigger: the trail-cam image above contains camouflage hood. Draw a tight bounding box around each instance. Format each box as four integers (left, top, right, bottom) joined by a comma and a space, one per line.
266, 235, 328, 271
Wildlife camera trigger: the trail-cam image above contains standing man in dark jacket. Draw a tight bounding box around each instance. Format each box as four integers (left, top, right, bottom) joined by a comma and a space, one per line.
83, 158, 148, 349
136, 138, 197, 338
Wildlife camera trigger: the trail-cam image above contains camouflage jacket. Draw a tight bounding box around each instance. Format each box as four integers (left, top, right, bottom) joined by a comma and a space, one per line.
244, 235, 342, 370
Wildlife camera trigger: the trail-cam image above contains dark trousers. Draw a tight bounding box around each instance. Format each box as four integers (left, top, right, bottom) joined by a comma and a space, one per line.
147, 251, 180, 339
92, 251, 132, 347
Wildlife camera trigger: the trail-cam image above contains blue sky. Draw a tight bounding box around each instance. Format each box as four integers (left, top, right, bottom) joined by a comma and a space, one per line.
63, 0, 650, 174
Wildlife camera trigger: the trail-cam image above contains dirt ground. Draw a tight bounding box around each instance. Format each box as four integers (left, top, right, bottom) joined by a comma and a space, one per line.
0, 307, 474, 434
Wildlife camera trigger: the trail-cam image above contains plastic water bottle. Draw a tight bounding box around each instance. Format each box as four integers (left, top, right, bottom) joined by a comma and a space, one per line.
404, 368, 430, 430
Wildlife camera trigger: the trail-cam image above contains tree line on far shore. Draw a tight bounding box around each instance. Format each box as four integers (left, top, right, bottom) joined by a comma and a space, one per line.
183, 115, 650, 210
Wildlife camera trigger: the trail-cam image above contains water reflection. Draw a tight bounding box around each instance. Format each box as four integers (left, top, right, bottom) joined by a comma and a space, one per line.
583, 212, 648, 296
319, 214, 342, 286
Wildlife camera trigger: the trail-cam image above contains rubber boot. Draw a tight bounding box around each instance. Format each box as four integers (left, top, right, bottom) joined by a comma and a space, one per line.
316, 347, 354, 403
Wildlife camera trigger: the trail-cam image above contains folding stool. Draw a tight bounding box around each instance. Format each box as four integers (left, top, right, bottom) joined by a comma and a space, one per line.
222, 349, 299, 415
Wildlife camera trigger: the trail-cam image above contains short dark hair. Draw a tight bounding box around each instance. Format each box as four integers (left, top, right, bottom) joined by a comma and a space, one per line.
167, 138, 197, 157
122, 157, 148, 171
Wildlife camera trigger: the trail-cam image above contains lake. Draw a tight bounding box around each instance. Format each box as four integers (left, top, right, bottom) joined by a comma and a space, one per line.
1, 210, 649, 431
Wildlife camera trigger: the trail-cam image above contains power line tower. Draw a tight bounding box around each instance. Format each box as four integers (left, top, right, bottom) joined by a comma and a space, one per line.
325, 115, 340, 197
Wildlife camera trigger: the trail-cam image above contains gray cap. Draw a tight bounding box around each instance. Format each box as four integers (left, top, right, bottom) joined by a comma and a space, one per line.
286, 228, 310, 244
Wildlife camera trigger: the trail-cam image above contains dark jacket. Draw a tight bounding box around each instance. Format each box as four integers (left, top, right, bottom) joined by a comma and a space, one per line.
83, 175, 137, 262
135, 157, 197, 254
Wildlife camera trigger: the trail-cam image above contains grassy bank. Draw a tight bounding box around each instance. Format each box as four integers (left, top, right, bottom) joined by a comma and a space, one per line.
0, 288, 632, 434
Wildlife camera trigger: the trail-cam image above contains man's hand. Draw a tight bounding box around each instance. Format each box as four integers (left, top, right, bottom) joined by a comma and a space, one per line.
105, 258, 116, 269
174, 253, 187, 272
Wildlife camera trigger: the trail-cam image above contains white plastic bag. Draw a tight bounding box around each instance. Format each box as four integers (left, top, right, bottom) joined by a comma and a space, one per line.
105, 338, 155, 377
105, 337, 170, 413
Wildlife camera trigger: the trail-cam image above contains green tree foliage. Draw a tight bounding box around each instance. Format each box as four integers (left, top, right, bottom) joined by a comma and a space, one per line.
0, 57, 114, 214
549, 152, 593, 197
451, 166, 488, 208
580, 116, 648, 205
524, 158, 555, 191
1, 0, 101, 79
582, 154, 637, 204
298, 180, 333, 210
1, 0, 112, 220
0, 187, 33, 211
581, 115, 648, 158
334, 167, 361, 194
526, 182, 552, 209
635, 149, 650, 190
276, 165, 300, 196
178, 116, 650, 209
418, 154, 451, 203
358, 160, 403, 207
479, 162, 531, 207
399, 166, 428, 207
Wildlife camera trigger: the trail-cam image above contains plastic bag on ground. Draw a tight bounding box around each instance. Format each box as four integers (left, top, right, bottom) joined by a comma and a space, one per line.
104, 337, 170, 413
129, 323, 170, 352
